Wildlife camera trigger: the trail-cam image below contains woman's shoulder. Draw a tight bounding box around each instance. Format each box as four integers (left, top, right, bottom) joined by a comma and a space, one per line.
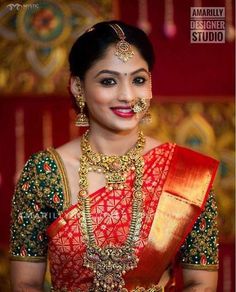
144, 136, 162, 152
21, 138, 80, 174
54, 138, 81, 167
143, 136, 174, 155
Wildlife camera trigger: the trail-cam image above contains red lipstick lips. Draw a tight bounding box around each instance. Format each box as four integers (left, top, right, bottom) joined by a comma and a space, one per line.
110, 106, 135, 118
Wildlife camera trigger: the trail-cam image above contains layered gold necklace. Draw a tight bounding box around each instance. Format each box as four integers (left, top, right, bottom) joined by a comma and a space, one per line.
78, 130, 145, 292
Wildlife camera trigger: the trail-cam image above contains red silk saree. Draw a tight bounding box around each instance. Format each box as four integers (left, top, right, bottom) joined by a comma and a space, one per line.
10, 143, 219, 291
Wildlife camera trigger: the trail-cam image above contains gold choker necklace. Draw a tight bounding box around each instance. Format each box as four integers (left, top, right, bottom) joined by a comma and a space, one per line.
78, 131, 146, 291
80, 130, 145, 190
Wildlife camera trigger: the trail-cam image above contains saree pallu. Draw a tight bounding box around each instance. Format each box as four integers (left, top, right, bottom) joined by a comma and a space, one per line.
46, 143, 219, 292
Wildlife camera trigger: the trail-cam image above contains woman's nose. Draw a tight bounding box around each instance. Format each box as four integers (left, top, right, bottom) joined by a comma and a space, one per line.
118, 82, 134, 103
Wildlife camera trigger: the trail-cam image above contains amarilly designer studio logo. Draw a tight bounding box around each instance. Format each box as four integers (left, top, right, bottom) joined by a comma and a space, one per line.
190, 7, 225, 43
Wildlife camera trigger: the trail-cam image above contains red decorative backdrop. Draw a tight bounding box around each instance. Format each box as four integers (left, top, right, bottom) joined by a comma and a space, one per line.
118, 0, 234, 97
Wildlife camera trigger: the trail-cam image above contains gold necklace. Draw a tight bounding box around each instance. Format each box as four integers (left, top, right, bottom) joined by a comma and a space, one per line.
78, 131, 145, 292
80, 130, 145, 190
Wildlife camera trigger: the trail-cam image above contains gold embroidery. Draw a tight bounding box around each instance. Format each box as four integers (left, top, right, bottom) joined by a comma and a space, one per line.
10, 255, 46, 262
10, 151, 66, 259
182, 263, 219, 271
180, 190, 219, 267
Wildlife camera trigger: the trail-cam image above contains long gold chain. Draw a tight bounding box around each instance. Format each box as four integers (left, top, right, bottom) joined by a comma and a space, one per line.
78, 131, 145, 292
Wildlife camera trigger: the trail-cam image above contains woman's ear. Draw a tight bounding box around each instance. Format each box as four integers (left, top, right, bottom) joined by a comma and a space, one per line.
70, 76, 84, 96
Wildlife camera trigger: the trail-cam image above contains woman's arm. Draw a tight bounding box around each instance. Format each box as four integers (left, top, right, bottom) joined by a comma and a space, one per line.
182, 269, 218, 291
179, 190, 219, 291
10, 261, 46, 292
10, 154, 50, 291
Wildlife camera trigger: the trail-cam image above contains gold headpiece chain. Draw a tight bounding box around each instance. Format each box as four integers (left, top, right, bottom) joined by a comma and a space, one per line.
109, 23, 135, 63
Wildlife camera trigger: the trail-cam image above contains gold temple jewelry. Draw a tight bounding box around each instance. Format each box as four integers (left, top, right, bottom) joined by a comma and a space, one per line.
133, 73, 152, 124
131, 73, 152, 114
131, 97, 148, 114
78, 131, 145, 291
140, 73, 152, 124
74, 78, 89, 127
80, 130, 145, 190
149, 72, 153, 99
109, 23, 134, 62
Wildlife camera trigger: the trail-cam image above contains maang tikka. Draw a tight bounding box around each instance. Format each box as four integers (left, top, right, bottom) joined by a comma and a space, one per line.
109, 23, 134, 62
74, 78, 89, 127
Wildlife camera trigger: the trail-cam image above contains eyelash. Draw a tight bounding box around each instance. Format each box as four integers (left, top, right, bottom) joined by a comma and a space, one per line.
100, 78, 116, 86
134, 77, 147, 85
100, 77, 147, 86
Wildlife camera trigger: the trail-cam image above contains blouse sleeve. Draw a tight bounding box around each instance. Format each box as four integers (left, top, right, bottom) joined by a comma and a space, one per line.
179, 189, 219, 270
10, 154, 49, 262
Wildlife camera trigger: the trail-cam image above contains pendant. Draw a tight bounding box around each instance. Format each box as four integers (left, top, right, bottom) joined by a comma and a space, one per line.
106, 173, 127, 190
84, 245, 138, 292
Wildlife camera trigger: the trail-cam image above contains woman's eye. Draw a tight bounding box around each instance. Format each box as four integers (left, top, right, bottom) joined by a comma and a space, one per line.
133, 77, 146, 85
100, 78, 116, 86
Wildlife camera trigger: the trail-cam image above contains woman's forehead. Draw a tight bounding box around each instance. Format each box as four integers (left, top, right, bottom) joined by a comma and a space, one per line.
87, 44, 148, 75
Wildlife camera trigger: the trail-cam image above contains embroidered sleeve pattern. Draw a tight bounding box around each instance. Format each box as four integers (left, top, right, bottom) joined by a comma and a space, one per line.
10, 151, 65, 262
179, 189, 219, 270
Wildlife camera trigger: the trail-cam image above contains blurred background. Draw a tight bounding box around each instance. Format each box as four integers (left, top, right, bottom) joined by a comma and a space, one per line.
0, 0, 234, 291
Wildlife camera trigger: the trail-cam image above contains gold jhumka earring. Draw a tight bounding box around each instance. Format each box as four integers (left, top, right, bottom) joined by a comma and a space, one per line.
74, 78, 89, 127
109, 23, 135, 62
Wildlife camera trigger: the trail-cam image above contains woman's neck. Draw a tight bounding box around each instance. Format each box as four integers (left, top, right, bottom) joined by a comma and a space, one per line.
87, 126, 140, 156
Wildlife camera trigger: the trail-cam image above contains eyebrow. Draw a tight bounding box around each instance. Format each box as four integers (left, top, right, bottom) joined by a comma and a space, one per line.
94, 68, 149, 78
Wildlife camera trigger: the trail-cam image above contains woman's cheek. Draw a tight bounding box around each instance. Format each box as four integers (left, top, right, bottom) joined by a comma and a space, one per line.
94, 91, 116, 105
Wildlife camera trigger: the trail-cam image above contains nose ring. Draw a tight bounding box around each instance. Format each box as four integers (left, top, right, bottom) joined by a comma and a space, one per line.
130, 97, 148, 113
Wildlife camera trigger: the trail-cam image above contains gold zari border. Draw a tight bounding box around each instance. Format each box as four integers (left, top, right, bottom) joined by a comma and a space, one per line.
47, 206, 79, 238
51, 285, 164, 292
181, 263, 219, 271
10, 255, 46, 262
131, 285, 164, 291
47, 147, 71, 209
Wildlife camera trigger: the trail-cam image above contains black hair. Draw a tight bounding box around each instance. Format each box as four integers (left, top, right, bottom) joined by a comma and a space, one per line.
69, 20, 155, 80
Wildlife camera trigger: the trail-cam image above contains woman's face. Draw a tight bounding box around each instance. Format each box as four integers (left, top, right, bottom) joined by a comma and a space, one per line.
71, 44, 152, 133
